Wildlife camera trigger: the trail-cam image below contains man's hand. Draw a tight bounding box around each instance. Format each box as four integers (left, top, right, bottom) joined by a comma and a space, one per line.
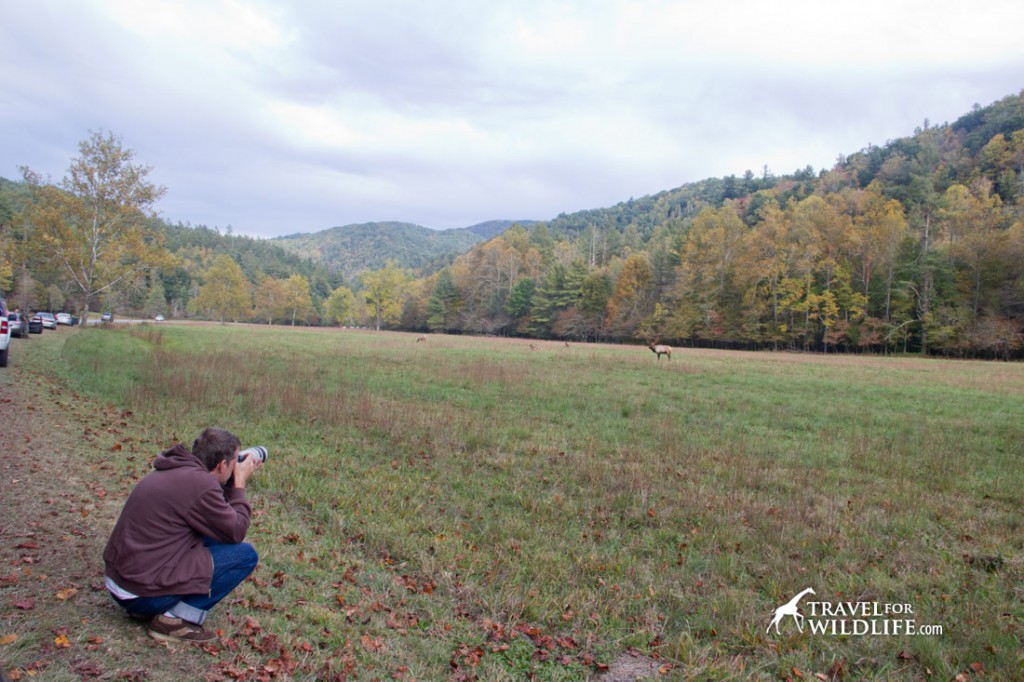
233, 452, 262, 489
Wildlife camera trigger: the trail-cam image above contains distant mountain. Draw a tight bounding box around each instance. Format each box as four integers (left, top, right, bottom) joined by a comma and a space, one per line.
272, 220, 533, 280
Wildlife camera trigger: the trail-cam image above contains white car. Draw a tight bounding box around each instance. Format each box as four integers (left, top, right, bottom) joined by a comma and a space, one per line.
56, 312, 73, 325
37, 312, 57, 329
155, 314, 165, 321
0, 300, 11, 368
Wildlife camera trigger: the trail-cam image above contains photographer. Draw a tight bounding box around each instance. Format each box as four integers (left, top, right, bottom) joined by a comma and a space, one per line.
103, 427, 263, 643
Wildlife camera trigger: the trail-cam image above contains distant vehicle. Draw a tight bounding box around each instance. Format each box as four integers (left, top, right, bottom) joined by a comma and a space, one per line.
56, 312, 73, 325
100, 312, 114, 322
155, 314, 165, 322
37, 312, 57, 329
8, 312, 28, 338
28, 314, 44, 334
0, 299, 10, 367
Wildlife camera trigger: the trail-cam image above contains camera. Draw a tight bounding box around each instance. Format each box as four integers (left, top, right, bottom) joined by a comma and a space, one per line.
238, 446, 268, 464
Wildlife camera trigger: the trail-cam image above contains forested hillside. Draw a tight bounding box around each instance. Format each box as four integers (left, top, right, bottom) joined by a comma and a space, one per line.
1, 91, 1022, 356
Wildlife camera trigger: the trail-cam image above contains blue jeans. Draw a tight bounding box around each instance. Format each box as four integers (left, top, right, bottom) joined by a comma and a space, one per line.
113, 538, 258, 625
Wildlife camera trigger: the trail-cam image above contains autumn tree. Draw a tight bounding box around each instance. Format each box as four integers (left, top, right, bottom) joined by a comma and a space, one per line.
20, 131, 168, 321
193, 254, 251, 322
605, 253, 655, 339
733, 199, 791, 347
254, 276, 289, 325
360, 260, 410, 330
671, 205, 746, 341
853, 182, 909, 321
323, 284, 357, 326
0, 183, 19, 292
283, 274, 314, 325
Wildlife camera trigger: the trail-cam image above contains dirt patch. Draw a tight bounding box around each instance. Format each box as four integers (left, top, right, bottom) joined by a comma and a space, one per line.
594, 650, 669, 681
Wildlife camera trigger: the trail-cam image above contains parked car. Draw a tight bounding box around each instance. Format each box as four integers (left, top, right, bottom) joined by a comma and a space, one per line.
0, 299, 10, 368
29, 314, 44, 334
155, 314, 165, 322
8, 312, 28, 338
37, 312, 57, 329
100, 312, 114, 322
56, 312, 73, 325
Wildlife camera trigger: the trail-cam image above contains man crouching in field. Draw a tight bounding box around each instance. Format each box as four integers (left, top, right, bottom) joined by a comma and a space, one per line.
103, 427, 262, 643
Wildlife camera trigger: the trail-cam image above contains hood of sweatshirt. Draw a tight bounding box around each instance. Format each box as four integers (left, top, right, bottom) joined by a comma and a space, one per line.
152, 443, 206, 472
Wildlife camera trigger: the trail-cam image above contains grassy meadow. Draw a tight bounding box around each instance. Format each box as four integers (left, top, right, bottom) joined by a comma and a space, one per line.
31, 324, 1024, 679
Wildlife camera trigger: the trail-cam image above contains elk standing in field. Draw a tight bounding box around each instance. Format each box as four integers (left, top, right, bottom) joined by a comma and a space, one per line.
416, 335, 427, 343
648, 343, 672, 360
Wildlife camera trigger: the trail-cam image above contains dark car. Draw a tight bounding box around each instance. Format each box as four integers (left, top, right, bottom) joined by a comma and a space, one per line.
8, 312, 29, 338
29, 314, 44, 334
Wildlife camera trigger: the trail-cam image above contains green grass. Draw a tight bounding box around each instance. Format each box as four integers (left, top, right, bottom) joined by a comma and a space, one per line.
32, 325, 1024, 678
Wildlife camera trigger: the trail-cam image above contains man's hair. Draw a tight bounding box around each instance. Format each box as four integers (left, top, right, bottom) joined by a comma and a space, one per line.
192, 427, 241, 471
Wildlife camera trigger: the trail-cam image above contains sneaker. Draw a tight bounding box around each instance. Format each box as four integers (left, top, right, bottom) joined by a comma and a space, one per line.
147, 615, 218, 643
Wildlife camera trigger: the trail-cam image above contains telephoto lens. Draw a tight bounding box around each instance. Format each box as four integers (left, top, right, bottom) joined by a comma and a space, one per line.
238, 446, 268, 463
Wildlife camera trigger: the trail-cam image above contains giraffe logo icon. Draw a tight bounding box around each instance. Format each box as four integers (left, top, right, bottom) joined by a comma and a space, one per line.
767, 588, 816, 634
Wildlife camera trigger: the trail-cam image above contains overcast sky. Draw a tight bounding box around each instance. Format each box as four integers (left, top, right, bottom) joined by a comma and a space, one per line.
2, 1, 1023, 239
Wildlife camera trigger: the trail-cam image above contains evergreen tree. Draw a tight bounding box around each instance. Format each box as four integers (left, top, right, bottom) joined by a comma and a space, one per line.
427, 268, 461, 332
505, 278, 536, 335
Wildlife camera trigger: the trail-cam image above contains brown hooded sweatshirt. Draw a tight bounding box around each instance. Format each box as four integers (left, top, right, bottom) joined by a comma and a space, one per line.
103, 444, 252, 597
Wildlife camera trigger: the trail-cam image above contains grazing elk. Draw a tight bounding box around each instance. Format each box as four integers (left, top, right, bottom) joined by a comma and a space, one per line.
648, 343, 672, 360
416, 335, 427, 343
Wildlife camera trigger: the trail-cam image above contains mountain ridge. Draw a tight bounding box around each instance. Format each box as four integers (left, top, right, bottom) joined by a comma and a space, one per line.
272, 219, 535, 280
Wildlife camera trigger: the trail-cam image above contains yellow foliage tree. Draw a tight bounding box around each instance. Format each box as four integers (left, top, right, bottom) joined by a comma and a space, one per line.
20, 131, 168, 320
360, 260, 410, 330
193, 255, 251, 322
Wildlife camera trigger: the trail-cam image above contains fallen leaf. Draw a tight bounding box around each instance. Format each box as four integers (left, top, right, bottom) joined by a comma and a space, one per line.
360, 635, 385, 653
13, 599, 35, 610
0, 633, 18, 645
54, 633, 71, 648
55, 587, 79, 601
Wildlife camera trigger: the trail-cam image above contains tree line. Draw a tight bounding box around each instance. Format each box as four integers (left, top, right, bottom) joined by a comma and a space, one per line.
1, 91, 1022, 357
